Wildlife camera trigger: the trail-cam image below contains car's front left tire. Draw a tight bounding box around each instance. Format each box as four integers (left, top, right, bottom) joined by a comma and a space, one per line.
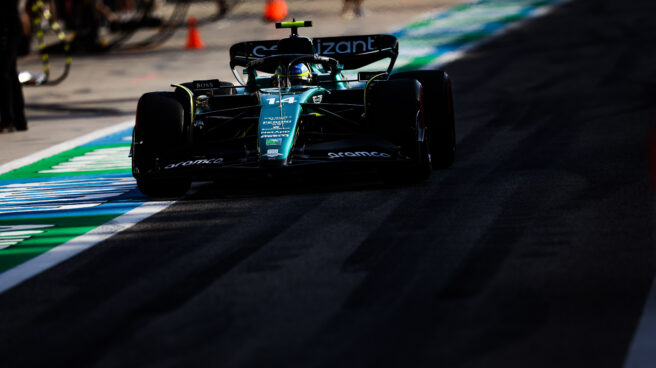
132, 91, 191, 197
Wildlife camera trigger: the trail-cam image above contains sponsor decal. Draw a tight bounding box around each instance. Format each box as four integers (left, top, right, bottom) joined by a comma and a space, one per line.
266, 138, 283, 146
262, 118, 293, 126
251, 36, 377, 57
328, 152, 392, 159
263, 116, 292, 121
164, 158, 224, 170
316, 37, 377, 55
252, 44, 278, 58
261, 132, 290, 139
265, 149, 281, 158
266, 97, 297, 105
193, 79, 221, 90
260, 117, 293, 139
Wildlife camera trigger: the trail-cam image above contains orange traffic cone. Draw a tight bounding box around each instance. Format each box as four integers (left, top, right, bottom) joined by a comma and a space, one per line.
185, 16, 205, 50
263, 0, 288, 22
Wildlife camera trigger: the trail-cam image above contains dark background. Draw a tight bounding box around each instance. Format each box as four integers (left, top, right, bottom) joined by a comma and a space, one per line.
1, 0, 655, 366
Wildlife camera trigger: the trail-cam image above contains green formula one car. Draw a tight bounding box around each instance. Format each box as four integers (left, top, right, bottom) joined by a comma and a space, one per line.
131, 21, 455, 197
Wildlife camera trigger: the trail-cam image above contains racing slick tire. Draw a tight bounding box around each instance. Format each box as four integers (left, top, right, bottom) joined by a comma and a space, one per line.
132, 91, 191, 197
367, 79, 431, 183
391, 70, 455, 169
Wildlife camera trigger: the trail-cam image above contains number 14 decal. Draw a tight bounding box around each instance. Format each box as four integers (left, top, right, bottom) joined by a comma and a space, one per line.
266, 97, 296, 105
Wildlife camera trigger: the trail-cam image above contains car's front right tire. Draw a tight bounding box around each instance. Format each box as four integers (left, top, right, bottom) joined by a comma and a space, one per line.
391, 70, 455, 169
366, 78, 431, 184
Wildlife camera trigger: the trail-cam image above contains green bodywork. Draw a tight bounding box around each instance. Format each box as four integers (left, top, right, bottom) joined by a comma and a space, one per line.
257, 87, 325, 164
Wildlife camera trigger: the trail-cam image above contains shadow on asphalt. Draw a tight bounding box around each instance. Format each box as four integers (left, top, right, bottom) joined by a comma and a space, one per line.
184, 170, 428, 200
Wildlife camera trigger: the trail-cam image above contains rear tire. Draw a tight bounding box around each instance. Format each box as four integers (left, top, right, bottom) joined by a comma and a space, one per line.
132, 92, 190, 197
391, 70, 455, 169
367, 79, 430, 183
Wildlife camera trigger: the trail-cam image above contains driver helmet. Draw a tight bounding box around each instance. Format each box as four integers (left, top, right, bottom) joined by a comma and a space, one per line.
274, 63, 311, 87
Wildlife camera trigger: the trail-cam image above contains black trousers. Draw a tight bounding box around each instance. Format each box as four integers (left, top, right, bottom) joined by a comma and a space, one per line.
0, 19, 27, 130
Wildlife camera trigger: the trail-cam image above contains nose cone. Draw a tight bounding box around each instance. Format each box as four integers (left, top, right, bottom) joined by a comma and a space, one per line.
257, 88, 318, 167
258, 93, 303, 165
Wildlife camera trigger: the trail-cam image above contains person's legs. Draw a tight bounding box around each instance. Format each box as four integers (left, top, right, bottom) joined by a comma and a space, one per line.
216, 0, 229, 18
11, 57, 26, 131
342, 0, 355, 18
0, 21, 26, 132
0, 31, 16, 131
353, 0, 364, 16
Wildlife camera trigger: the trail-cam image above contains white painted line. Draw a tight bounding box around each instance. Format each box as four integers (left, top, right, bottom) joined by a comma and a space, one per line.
625, 278, 656, 367
0, 201, 173, 294
624, 202, 656, 367
0, 120, 134, 176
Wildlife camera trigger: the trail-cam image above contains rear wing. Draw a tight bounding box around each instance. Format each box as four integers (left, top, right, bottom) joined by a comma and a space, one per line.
229, 34, 399, 72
